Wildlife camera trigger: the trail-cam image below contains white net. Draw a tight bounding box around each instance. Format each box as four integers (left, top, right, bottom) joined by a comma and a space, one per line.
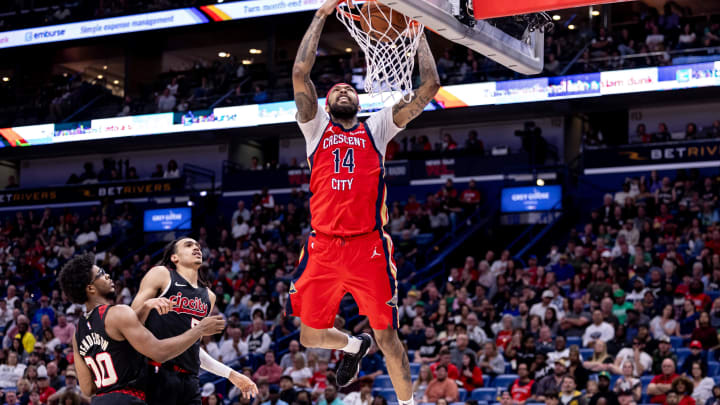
336, 1, 423, 102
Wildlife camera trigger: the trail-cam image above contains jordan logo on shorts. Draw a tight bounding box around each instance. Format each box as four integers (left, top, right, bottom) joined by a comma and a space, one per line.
371, 247, 381, 259
289, 281, 297, 294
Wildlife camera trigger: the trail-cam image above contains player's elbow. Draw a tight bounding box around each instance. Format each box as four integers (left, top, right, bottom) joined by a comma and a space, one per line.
292, 65, 309, 80
79, 383, 96, 397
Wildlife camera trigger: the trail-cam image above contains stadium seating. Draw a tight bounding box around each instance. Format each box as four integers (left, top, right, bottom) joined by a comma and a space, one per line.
492, 375, 518, 388
373, 375, 394, 389
471, 388, 500, 402
458, 388, 468, 401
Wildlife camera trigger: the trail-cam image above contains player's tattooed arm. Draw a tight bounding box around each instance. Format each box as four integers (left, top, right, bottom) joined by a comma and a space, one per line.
392, 33, 441, 128
292, 12, 327, 123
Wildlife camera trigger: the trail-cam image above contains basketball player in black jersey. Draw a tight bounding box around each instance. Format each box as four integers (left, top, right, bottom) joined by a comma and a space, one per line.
58, 253, 227, 405
132, 238, 257, 405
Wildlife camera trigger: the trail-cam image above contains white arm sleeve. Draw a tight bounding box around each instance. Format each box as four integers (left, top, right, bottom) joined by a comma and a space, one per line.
199, 347, 232, 378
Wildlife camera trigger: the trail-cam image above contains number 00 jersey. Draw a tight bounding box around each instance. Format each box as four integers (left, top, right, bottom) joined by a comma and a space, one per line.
144, 269, 210, 374
298, 107, 403, 237
76, 305, 145, 395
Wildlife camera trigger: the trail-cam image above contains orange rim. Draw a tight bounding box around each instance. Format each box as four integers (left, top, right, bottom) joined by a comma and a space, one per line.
336, 0, 421, 27
336, 0, 374, 22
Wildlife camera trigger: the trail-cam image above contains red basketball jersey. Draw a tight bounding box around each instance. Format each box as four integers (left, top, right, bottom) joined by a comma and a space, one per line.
298, 107, 403, 236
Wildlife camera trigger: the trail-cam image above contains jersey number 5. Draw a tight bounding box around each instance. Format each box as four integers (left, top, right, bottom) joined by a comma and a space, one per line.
84, 352, 118, 388
332, 148, 355, 174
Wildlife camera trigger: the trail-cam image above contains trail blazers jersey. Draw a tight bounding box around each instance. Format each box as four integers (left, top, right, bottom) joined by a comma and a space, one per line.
145, 270, 210, 374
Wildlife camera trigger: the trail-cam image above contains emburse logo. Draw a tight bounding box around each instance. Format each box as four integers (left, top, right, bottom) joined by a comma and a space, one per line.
25, 29, 66, 42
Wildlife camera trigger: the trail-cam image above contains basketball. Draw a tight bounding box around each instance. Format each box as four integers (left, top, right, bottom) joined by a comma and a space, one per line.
359, 2, 408, 42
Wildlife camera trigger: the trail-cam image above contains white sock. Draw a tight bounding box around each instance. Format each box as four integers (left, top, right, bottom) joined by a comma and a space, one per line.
398, 396, 414, 405
340, 336, 362, 354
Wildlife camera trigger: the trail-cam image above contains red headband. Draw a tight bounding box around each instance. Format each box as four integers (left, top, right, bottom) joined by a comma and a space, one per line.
325, 83, 358, 107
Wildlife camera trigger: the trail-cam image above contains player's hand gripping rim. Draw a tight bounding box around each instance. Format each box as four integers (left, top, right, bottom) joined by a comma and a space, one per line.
317, 0, 353, 17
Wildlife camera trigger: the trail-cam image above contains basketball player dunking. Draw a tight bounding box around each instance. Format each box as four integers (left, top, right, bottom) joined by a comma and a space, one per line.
131, 238, 257, 405
58, 253, 227, 405
289, 1, 440, 404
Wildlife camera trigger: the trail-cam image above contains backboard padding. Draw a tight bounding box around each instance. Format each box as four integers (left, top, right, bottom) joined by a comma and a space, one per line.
473, 0, 632, 19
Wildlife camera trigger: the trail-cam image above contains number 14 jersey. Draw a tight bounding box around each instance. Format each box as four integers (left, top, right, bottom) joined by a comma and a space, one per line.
298, 107, 403, 237
76, 305, 145, 395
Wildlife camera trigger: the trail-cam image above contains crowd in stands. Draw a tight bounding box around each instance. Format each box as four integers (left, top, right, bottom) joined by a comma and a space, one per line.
627, 121, 720, 145
410, 169, 719, 405
583, 118, 720, 148
62, 158, 181, 185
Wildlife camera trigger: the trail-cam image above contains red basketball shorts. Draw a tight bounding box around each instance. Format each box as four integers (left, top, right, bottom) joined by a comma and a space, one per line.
287, 231, 399, 330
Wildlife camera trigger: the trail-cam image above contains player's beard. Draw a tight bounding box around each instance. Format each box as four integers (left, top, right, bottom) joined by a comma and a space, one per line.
329, 102, 358, 120
100, 290, 117, 302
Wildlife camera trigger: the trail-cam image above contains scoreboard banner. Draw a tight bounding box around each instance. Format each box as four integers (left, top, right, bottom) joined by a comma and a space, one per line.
0, 178, 183, 206
0, 0, 345, 50
1, 61, 719, 149
0, 8, 208, 49
584, 139, 720, 168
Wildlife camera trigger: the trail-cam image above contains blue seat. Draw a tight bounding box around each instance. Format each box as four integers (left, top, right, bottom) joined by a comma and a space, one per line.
671, 337, 684, 349
708, 291, 720, 302
580, 348, 594, 359
714, 376, 720, 385
458, 388, 467, 401
492, 374, 518, 388
471, 388, 499, 402
373, 375, 393, 389
408, 350, 415, 359
709, 361, 720, 376
566, 336, 582, 347
410, 362, 421, 375
640, 375, 654, 389
378, 389, 397, 403
676, 348, 691, 365
505, 363, 514, 373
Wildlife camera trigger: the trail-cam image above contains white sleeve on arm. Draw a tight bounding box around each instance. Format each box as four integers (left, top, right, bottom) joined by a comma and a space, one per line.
199, 347, 232, 378
364, 106, 404, 154
297, 106, 329, 155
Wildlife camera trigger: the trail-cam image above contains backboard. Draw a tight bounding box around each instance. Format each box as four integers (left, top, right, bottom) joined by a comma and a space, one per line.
382, 0, 630, 75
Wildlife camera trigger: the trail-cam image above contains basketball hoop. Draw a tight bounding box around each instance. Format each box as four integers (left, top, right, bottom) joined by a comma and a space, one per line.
336, 1, 424, 102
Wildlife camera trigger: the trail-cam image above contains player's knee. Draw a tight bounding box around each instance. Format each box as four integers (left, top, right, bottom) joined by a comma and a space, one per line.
375, 330, 401, 353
